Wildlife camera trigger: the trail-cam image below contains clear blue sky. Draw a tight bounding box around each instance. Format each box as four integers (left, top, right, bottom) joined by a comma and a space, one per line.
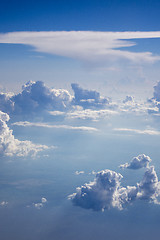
1, 0, 160, 32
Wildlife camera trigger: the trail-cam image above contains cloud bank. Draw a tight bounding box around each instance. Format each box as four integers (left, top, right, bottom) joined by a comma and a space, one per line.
69, 154, 160, 211
0, 31, 160, 63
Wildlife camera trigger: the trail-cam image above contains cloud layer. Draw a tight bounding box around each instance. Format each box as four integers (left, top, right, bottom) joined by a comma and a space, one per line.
0, 31, 160, 63
69, 154, 160, 211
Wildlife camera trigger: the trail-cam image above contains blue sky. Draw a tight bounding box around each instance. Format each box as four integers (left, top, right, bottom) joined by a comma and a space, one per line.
0, 0, 160, 97
1, 0, 160, 32
1, 1, 160, 240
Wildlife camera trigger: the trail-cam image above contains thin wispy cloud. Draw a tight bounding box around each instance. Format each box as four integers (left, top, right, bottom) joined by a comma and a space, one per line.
1, 31, 160, 63
113, 128, 160, 136
12, 121, 98, 132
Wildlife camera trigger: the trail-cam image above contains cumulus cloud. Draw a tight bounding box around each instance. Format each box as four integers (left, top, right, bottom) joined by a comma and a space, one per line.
71, 83, 110, 109
12, 121, 98, 132
148, 81, 160, 114
69, 169, 137, 211
34, 197, 47, 209
120, 154, 152, 169
69, 155, 160, 211
0, 111, 49, 157
0, 31, 160, 63
0, 81, 72, 118
138, 166, 160, 200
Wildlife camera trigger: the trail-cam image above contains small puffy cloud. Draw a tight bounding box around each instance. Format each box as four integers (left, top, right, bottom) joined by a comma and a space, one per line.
34, 197, 47, 209
120, 154, 152, 169
71, 83, 110, 109
123, 96, 134, 104
0, 111, 49, 157
69, 169, 137, 211
0, 201, 8, 206
75, 171, 85, 175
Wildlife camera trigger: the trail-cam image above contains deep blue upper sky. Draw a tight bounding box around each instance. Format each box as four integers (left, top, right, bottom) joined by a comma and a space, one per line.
1, 0, 160, 32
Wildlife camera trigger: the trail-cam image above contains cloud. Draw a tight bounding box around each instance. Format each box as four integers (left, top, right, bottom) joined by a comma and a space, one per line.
0, 31, 160, 63
0, 201, 8, 206
0, 111, 49, 157
114, 127, 160, 136
34, 197, 47, 209
71, 83, 110, 109
12, 121, 98, 132
148, 81, 160, 113
69, 155, 160, 211
69, 169, 137, 211
120, 154, 152, 169
75, 171, 85, 175
0, 81, 73, 118
50, 108, 118, 121
123, 96, 134, 104
137, 166, 160, 200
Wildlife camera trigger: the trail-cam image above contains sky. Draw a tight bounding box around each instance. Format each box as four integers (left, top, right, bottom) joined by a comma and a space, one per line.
1, 1, 160, 240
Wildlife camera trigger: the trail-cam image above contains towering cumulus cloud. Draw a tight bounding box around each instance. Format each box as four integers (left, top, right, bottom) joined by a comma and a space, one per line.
69, 154, 160, 211
71, 83, 109, 109
0, 111, 49, 157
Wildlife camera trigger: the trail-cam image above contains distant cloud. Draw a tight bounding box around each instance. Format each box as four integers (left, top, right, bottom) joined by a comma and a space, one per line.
12, 121, 98, 132
75, 171, 85, 175
71, 83, 110, 109
0, 111, 49, 157
120, 154, 152, 169
0, 31, 160, 63
34, 197, 47, 209
123, 96, 134, 104
0, 201, 8, 206
69, 154, 160, 211
114, 128, 160, 136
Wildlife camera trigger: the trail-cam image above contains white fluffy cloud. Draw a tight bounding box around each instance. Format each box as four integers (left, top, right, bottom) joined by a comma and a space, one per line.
0, 81, 72, 117
69, 154, 160, 211
120, 154, 152, 169
0, 31, 160, 63
69, 169, 137, 211
0, 111, 49, 157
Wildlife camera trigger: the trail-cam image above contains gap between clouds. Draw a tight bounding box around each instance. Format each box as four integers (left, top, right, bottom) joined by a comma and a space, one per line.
1, 31, 160, 63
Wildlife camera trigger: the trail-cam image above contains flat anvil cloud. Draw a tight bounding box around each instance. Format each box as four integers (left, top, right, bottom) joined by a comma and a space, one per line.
1, 31, 160, 62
